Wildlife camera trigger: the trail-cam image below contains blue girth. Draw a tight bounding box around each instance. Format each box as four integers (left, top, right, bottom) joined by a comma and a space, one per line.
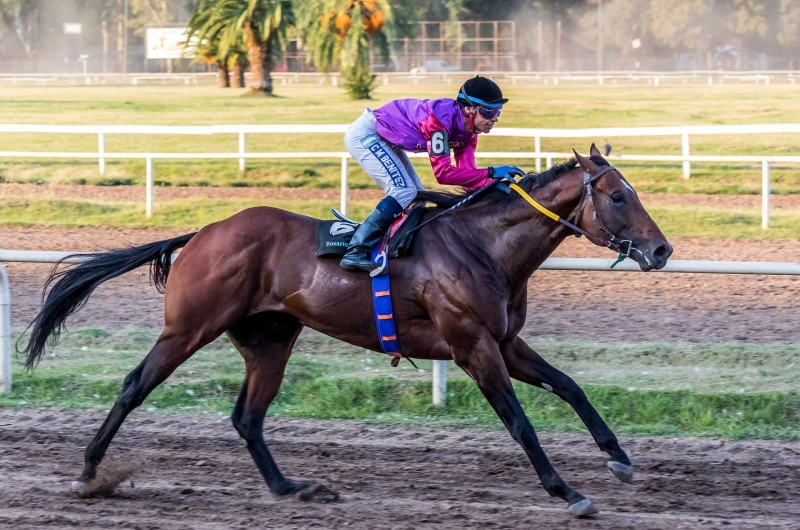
370, 243, 403, 366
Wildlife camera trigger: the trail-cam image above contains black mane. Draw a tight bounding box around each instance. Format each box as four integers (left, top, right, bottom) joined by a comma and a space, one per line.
412, 155, 608, 211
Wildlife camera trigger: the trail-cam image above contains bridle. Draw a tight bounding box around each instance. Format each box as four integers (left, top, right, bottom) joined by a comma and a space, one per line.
508, 164, 639, 265
569, 165, 633, 257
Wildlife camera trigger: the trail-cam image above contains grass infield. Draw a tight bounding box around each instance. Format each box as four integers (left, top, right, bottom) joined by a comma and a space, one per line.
0, 84, 799, 194
0, 196, 797, 238
4, 329, 799, 439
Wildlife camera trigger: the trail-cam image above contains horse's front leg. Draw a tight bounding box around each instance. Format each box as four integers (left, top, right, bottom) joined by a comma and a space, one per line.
449, 331, 598, 517
501, 336, 633, 484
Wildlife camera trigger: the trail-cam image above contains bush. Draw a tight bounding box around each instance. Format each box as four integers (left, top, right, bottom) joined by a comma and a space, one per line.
343, 68, 377, 100
95, 178, 135, 186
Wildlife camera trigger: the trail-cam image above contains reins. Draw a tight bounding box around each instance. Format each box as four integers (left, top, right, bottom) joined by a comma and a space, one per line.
411, 163, 636, 267
406, 178, 503, 236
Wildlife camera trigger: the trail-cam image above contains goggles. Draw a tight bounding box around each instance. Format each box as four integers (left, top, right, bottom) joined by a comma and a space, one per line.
458, 84, 503, 120
476, 106, 502, 119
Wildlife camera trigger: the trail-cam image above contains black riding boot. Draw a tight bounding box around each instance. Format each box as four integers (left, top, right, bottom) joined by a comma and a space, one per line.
340, 197, 403, 273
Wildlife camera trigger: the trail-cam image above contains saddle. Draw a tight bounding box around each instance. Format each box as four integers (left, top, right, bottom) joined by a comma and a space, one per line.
315, 206, 426, 368
314, 206, 426, 259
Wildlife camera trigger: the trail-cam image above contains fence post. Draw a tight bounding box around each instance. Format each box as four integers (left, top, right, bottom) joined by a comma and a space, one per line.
432, 360, 447, 406
535, 136, 542, 172
0, 263, 11, 393
340, 155, 349, 216
682, 130, 691, 179
762, 159, 770, 230
146, 157, 154, 218
238, 131, 246, 172
98, 132, 106, 176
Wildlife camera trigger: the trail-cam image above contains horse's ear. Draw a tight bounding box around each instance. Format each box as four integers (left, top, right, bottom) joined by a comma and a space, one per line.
573, 149, 598, 174
588, 143, 610, 165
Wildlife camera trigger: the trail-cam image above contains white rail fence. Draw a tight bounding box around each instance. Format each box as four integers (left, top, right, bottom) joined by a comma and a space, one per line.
2, 123, 799, 229
1, 70, 799, 87
2, 250, 799, 397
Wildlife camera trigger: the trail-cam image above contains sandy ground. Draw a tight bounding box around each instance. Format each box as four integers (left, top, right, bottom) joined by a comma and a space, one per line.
1, 409, 799, 529
2, 183, 800, 209
1, 226, 798, 343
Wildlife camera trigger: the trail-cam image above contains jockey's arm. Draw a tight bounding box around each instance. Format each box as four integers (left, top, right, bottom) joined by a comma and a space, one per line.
419, 115, 492, 190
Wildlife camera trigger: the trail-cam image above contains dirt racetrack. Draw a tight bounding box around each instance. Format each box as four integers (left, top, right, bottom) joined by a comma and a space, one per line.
1, 216, 799, 529
2, 409, 800, 529
2, 225, 798, 343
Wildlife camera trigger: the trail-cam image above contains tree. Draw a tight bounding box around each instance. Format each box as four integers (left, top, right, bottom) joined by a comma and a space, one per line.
186, 0, 232, 88
0, 0, 36, 60
76, 0, 126, 73
193, 0, 293, 95
649, 0, 771, 68
301, 0, 414, 99
778, 0, 800, 49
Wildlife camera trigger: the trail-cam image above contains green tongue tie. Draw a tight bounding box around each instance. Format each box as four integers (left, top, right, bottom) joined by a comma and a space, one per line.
610, 252, 626, 269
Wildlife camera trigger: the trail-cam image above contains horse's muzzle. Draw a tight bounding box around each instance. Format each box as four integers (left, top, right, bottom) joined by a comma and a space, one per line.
638, 240, 672, 271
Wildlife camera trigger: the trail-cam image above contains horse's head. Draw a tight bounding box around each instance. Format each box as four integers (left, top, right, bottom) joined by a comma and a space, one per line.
572, 144, 672, 271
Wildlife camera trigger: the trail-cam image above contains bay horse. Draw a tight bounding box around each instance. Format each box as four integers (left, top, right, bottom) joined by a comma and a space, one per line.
22, 145, 671, 517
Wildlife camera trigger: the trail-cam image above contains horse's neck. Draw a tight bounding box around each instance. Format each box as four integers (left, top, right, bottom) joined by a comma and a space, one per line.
492, 170, 585, 289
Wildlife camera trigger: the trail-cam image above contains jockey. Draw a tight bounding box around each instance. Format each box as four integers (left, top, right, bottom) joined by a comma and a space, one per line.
340, 75, 524, 273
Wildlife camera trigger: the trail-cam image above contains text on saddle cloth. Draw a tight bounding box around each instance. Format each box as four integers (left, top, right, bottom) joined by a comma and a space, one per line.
314, 207, 426, 258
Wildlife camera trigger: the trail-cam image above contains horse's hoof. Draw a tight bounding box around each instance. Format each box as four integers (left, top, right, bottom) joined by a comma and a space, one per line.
292, 483, 340, 504
608, 460, 634, 484
71, 481, 88, 496
567, 498, 599, 517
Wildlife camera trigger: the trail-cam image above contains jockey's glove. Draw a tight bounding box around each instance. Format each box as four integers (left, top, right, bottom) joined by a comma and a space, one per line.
489, 165, 525, 182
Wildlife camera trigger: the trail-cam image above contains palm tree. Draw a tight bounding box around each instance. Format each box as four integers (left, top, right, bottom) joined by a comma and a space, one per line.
301, 0, 413, 99
200, 0, 293, 95
186, 0, 231, 87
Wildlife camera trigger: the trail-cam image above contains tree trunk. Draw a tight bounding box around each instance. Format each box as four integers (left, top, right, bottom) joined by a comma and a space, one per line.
217, 60, 230, 88
116, 19, 125, 73
101, 20, 108, 74
231, 58, 246, 88
245, 22, 272, 94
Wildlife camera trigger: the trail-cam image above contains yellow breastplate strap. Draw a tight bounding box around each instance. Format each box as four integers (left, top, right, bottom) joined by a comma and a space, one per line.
507, 183, 561, 222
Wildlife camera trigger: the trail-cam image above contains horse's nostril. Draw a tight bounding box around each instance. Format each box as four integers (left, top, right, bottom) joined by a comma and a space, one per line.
654, 244, 671, 260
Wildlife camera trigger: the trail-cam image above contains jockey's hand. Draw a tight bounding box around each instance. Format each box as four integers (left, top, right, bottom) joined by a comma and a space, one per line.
489, 165, 525, 183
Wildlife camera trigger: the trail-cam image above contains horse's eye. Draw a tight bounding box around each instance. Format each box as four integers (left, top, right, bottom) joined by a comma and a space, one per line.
611, 192, 625, 204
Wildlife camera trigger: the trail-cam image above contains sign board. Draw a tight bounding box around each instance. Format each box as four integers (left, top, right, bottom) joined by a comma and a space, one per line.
63, 23, 82, 35
146, 28, 196, 59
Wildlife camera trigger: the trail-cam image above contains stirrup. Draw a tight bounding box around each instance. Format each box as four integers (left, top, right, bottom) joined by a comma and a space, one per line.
370, 251, 388, 277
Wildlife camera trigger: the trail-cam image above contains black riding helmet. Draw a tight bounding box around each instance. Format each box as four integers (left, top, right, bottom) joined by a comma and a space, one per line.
456, 75, 508, 109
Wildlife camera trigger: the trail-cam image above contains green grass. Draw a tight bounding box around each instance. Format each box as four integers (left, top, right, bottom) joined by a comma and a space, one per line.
0, 84, 799, 193
0, 196, 796, 238
4, 328, 800, 439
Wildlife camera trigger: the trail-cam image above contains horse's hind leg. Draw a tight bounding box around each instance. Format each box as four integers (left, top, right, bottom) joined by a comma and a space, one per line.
75, 328, 219, 490
501, 336, 633, 484
227, 312, 311, 497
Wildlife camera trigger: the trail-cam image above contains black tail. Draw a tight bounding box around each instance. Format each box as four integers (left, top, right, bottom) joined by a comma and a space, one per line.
19, 233, 197, 368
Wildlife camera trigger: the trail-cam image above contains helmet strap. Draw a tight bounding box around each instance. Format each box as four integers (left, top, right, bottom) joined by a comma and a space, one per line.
464, 106, 477, 134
